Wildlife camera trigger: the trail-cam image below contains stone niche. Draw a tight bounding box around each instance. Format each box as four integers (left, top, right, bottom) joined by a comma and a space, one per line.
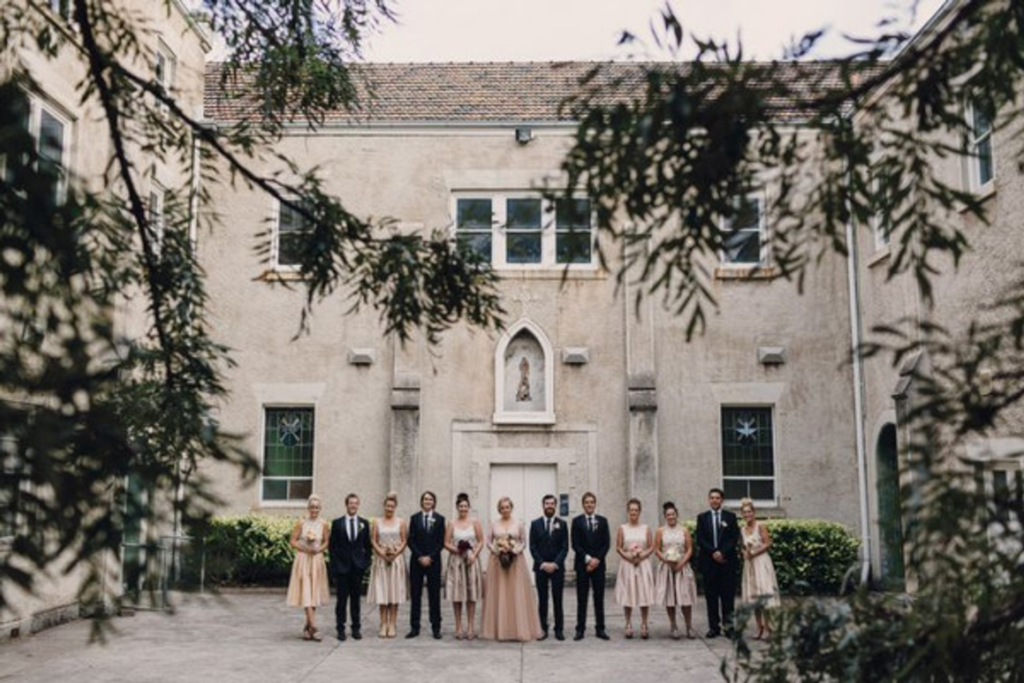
493, 319, 555, 424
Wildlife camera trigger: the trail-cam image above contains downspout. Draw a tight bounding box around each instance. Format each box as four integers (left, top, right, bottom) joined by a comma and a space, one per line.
842, 113, 873, 587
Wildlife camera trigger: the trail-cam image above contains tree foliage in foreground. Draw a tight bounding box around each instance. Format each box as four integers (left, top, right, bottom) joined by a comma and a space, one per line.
0, 0, 502, 632
553, 0, 1023, 678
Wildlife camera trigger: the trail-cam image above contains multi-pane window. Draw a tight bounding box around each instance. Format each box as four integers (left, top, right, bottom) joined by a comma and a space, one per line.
456, 198, 494, 262
0, 433, 20, 541
721, 407, 775, 502
966, 97, 995, 191
154, 43, 176, 115
46, 0, 70, 19
276, 199, 311, 268
6, 98, 70, 205
720, 193, 766, 265
454, 194, 594, 267
262, 407, 314, 502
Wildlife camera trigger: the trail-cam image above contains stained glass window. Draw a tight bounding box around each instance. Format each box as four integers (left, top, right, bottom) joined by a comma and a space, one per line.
262, 408, 314, 501
721, 407, 775, 501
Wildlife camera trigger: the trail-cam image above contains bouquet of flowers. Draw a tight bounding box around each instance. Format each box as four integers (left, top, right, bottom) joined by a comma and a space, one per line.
495, 537, 515, 569
457, 539, 473, 558
384, 543, 399, 563
628, 542, 643, 562
664, 545, 682, 565
304, 527, 319, 551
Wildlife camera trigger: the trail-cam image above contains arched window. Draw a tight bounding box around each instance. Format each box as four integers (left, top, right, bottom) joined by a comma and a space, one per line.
493, 319, 555, 424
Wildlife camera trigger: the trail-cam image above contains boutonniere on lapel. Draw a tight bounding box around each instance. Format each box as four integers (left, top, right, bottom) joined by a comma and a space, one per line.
427, 517, 435, 530
552, 520, 561, 530
360, 522, 366, 531
720, 519, 729, 529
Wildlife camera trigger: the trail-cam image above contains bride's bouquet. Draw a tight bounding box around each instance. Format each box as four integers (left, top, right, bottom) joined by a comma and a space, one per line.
664, 545, 682, 566
495, 537, 515, 569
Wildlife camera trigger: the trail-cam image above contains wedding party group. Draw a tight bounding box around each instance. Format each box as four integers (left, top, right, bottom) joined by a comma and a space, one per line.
285, 488, 779, 644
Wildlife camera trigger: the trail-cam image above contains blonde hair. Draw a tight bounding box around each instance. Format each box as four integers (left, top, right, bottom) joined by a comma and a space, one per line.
307, 494, 322, 508
739, 497, 755, 513
384, 491, 398, 506
496, 496, 514, 513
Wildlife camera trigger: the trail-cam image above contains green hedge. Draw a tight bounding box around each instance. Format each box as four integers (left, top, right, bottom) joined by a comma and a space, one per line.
193, 515, 858, 594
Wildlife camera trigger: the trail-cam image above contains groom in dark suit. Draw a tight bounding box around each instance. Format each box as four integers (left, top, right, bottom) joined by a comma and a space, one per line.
407, 490, 445, 639
530, 494, 568, 640
571, 491, 610, 640
696, 487, 740, 638
329, 493, 372, 641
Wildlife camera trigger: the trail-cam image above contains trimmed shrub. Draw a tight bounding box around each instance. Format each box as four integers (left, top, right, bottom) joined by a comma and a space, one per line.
682, 519, 859, 595
201, 514, 299, 586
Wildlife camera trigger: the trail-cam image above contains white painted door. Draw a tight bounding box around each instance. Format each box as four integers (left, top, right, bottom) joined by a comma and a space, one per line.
489, 464, 557, 582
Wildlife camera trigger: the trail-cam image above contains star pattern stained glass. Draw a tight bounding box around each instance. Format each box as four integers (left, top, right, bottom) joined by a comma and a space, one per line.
721, 407, 775, 501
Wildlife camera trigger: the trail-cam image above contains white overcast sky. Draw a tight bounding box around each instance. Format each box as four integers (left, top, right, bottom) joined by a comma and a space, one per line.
362, 0, 947, 62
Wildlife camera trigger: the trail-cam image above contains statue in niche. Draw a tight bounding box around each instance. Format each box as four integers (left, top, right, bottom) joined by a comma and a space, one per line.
515, 356, 532, 402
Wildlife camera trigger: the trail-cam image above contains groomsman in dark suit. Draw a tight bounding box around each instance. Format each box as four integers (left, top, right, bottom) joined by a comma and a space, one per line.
571, 491, 610, 640
530, 494, 569, 640
407, 490, 445, 639
328, 493, 372, 641
696, 487, 740, 638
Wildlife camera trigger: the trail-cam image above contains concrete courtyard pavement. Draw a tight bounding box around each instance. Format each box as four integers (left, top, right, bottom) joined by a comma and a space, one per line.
0, 590, 746, 683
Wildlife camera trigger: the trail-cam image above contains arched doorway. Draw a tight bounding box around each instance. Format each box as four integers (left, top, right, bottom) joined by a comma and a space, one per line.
876, 424, 905, 589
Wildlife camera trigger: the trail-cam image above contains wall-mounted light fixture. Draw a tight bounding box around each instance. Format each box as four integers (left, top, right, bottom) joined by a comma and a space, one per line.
515, 126, 533, 145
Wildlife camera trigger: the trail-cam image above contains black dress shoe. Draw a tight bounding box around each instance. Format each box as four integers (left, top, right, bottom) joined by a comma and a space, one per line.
538, 631, 549, 641
705, 629, 720, 639
337, 631, 347, 642
573, 631, 584, 641
405, 629, 420, 639
596, 629, 610, 640
351, 630, 362, 640
555, 631, 565, 641
432, 630, 442, 640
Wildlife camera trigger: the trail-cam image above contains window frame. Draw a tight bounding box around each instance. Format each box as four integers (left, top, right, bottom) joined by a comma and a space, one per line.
154, 40, 177, 116
720, 404, 778, 506
148, 183, 169, 256
259, 405, 317, 506
718, 191, 769, 267
272, 197, 312, 271
8, 96, 72, 206
451, 192, 597, 270
964, 96, 995, 193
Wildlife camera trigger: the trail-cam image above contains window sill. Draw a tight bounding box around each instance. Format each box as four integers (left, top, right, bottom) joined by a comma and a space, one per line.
866, 246, 891, 269
958, 181, 997, 212
257, 500, 310, 509
256, 269, 305, 282
496, 267, 606, 281
714, 265, 779, 281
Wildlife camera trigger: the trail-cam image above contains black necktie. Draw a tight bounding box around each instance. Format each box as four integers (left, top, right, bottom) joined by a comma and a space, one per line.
712, 511, 719, 548
589, 516, 595, 532
349, 517, 355, 541
546, 518, 551, 535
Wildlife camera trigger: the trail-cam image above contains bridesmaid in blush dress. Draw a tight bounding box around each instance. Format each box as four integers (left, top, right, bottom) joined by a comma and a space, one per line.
654, 501, 698, 639
444, 493, 484, 640
286, 494, 331, 641
480, 496, 543, 642
367, 492, 408, 638
739, 497, 779, 640
614, 498, 655, 639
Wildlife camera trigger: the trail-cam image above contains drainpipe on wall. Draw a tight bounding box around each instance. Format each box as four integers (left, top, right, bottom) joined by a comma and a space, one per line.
843, 119, 873, 587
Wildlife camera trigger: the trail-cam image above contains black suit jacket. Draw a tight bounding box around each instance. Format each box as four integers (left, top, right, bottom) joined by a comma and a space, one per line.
329, 515, 372, 577
695, 508, 739, 572
529, 515, 568, 573
571, 514, 610, 573
407, 511, 446, 564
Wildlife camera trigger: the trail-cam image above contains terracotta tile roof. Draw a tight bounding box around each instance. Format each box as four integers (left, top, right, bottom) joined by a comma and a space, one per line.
203, 61, 869, 125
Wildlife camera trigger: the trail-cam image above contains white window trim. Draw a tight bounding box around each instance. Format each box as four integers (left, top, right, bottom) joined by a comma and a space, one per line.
154, 40, 177, 116
18, 96, 72, 205
720, 404, 778, 507
148, 183, 167, 256
718, 191, 769, 268
259, 404, 317, 506
451, 192, 597, 270
963, 96, 995, 194
271, 197, 307, 272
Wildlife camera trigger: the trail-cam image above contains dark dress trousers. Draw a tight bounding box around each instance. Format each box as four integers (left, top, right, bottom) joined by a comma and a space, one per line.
407, 511, 446, 632
571, 513, 610, 634
695, 507, 740, 633
328, 515, 372, 634
529, 515, 569, 635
